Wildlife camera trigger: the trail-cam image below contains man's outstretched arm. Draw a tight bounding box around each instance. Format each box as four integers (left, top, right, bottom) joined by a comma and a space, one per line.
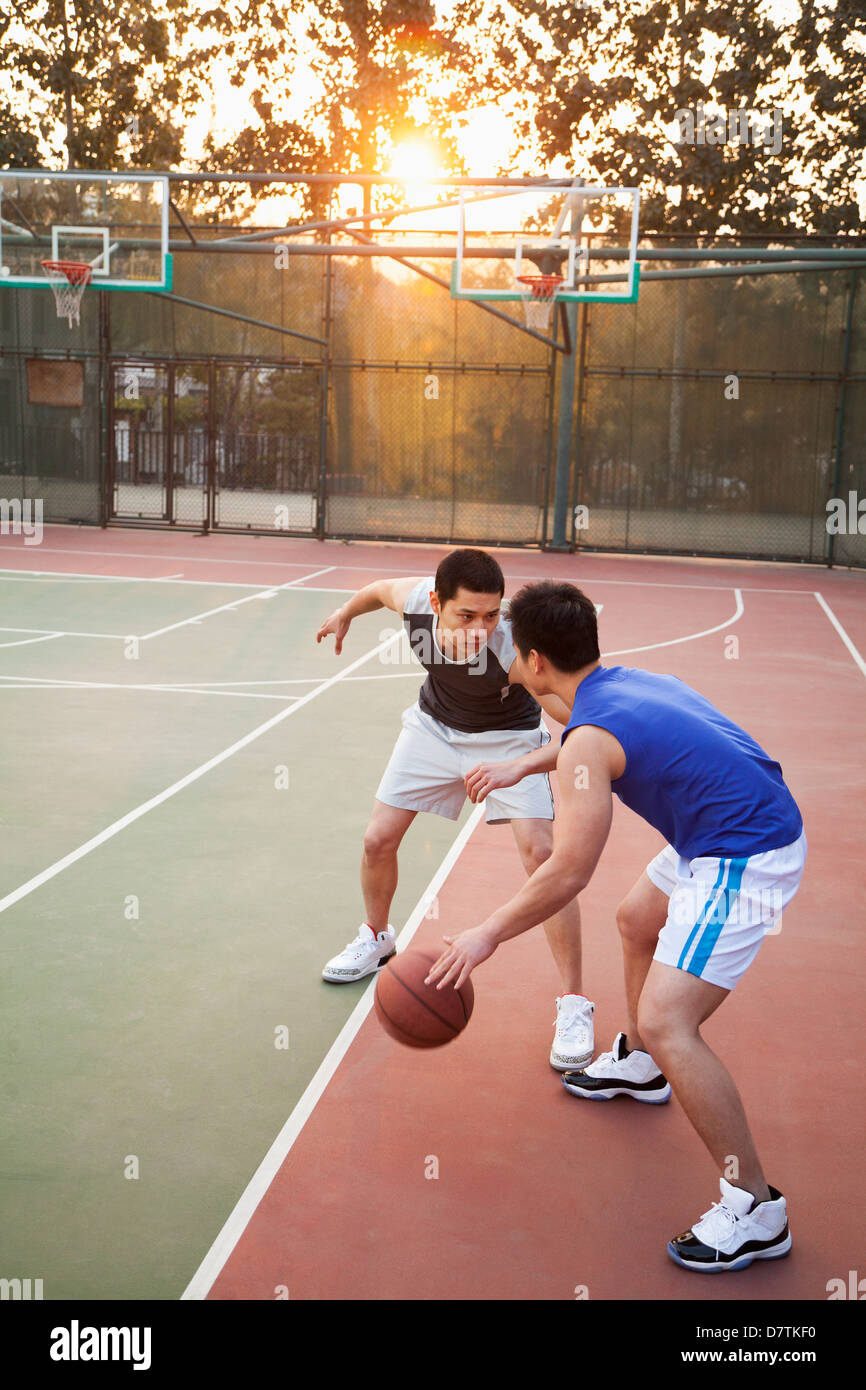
316, 576, 424, 654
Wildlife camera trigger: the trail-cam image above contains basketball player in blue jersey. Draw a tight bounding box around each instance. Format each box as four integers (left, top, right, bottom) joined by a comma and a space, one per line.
427, 580, 807, 1274
315, 549, 594, 1070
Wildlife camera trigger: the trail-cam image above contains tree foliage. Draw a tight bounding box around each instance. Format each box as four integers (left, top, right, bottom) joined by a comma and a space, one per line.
480, 0, 864, 235
1, 0, 862, 235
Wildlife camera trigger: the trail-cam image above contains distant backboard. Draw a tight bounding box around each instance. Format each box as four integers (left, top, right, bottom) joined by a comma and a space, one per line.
451, 183, 640, 305
0, 172, 172, 291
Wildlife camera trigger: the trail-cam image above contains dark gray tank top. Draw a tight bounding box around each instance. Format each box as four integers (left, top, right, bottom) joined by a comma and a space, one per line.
402, 578, 542, 733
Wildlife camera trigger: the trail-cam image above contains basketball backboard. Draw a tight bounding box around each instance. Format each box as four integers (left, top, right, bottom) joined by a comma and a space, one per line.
0, 172, 172, 291
451, 182, 640, 306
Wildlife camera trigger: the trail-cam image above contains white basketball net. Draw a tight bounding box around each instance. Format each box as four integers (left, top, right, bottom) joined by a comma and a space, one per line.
41, 260, 92, 327
516, 275, 562, 333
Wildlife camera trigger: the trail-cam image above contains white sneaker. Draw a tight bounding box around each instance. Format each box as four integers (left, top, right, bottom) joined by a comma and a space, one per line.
550, 994, 595, 1070
561, 1030, 672, 1102
322, 924, 396, 982
668, 1178, 792, 1272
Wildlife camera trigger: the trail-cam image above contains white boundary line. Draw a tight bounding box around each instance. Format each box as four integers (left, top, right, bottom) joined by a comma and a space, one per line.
0, 572, 156, 585
0, 625, 128, 639
0, 629, 400, 920
603, 589, 743, 655
0, 672, 422, 690
0, 632, 64, 650
0, 678, 300, 701
180, 799, 485, 1301
0, 546, 836, 593
138, 568, 336, 641
282, 566, 336, 586
813, 592, 866, 680
0, 568, 280, 590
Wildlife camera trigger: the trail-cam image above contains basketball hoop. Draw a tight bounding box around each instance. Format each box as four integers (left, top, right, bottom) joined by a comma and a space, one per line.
41, 260, 93, 327
516, 273, 563, 332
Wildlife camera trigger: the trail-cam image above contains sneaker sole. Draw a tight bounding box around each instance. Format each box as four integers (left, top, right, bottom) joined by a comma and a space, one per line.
667, 1234, 792, 1272
322, 950, 395, 983
561, 1079, 672, 1103
550, 1051, 593, 1071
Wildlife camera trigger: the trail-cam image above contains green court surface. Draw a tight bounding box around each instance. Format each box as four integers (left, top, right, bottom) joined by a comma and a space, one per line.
0, 575, 468, 1299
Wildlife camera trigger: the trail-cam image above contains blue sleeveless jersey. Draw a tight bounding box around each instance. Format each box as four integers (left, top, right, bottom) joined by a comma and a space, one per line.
562, 666, 802, 860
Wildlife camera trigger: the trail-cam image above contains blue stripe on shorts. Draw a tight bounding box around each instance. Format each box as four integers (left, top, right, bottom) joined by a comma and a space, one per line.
676, 860, 727, 972
687, 857, 748, 978
678, 856, 750, 978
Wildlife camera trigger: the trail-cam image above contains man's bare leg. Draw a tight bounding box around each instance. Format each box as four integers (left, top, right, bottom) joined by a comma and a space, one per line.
637, 960, 772, 1203
510, 817, 582, 994
361, 800, 417, 931
615, 871, 670, 1052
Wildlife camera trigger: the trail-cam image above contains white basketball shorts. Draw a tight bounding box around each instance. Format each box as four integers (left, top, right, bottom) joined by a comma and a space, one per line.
375, 702, 555, 824
647, 829, 807, 991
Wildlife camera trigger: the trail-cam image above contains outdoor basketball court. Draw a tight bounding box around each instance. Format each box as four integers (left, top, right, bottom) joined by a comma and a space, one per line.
1, 524, 863, 1307
1, 156, 864, 1361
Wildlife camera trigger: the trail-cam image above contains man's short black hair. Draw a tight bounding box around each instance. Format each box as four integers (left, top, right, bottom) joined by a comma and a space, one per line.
509, 581, 600, 672
435, 548, 505, 605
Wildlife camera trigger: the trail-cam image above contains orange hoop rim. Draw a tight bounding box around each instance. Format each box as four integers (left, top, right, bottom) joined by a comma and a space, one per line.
516, 273, 563, 299
41, 259, 93, 286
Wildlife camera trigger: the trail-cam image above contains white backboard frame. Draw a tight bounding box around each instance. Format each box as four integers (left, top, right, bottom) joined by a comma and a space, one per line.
453, 183, 641, 305
0, 171, 172, 292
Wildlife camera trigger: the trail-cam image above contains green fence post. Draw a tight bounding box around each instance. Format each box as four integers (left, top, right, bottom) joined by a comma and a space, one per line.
550, 298, 579, 549
827, 267, 858, 568
316, 194, 333, 541
99, 289, 110, 526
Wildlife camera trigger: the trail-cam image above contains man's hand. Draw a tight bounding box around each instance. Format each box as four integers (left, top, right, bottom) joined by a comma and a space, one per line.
464, 758, 525, 804
316, 606, 351, 655
425, 925, 498, 991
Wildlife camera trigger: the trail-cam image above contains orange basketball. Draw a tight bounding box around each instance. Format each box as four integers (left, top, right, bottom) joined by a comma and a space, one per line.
374, 948, 474, 1048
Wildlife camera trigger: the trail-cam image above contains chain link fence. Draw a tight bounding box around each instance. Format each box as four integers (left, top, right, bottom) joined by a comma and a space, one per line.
571, 253, 864, 564
0, 221, 862, 566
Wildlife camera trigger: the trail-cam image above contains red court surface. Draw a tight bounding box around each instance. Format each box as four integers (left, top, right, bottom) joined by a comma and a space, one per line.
3, 525, 864, 1302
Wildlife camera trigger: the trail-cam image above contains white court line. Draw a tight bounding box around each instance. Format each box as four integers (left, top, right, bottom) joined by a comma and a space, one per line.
0, 673, 420, 691
180, 798, 485, 1301
0, 628, 401, 922
0, 585, 355, 647
0, 568, 276, 590
134, 676, 394, 689
0, 633, 65, 650
0, 545, 337, 573
0, 625, 128, 640
0, 673, 341, 690
0, 572, 149, 585
138, 588, 282, 640
281, 566, 336, 586
0, 544, 830, 593
813, 593, 866, 680
138, 567, 337, 641
0, 678, 300, 701
602, 589, 743, 656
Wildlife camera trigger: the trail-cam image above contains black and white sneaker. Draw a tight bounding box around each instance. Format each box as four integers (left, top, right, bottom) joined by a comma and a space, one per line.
668, 1179, 792, 1273
561, 1031, 672, 1103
